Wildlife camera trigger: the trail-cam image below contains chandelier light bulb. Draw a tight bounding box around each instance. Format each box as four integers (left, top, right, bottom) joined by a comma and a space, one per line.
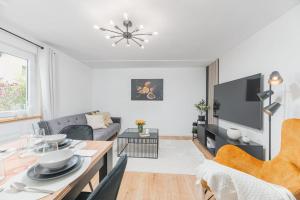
126, 43, 130, 47
112, 43, 116, 47
109, 20, 114, 26
123, 12, 129, 20
93, 25, 100, 30
105, 35, 111, 39
140, 45, 145, 49
153, 31, 158, 36
144, 39, 149, 43
139, 25, 144, 30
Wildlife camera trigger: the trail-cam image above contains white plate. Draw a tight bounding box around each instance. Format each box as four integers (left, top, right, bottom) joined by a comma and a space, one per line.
43, 134, 66, 144
38, 149, 74, 170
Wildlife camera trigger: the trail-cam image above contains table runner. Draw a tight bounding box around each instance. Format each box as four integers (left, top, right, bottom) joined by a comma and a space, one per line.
0, 157, 91, 200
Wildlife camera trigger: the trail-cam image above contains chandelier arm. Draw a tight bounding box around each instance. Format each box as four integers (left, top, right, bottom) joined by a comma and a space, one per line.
132, 33, 153, 36
133, 37, 144, 42
131, 28, 139, 34
114, 25, 125, 33
102, 28, 123, 35
131, 38, 142, 47
111, 35, 123, 39
115, 37, 125, 44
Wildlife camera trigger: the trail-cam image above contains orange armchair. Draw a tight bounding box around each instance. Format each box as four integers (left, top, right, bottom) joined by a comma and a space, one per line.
215, 119, 300, 199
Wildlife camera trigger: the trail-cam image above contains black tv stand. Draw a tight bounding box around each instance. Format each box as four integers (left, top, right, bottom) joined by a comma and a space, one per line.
197, 124, 264, 160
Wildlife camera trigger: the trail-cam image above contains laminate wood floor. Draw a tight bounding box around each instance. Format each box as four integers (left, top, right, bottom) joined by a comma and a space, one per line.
116, 137, 213, 200
84, 137, 211, 199
117, 172, 201, 200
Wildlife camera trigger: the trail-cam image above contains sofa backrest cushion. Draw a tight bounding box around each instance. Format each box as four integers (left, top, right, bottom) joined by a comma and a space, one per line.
39, 113, 88, 135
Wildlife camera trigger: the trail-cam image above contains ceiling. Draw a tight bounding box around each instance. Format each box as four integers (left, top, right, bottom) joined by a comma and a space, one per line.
0, 0, 299, 68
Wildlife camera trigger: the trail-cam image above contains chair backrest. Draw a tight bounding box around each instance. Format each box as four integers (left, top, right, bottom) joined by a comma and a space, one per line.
88, 155, 128, 200
279, 118, 300, 167
59, 125, 94, 140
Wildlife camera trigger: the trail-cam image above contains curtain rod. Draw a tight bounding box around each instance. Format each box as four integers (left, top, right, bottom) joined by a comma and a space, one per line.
0, 27, 44, 50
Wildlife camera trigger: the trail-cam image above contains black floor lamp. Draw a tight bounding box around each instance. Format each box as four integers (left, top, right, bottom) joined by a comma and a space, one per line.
257, 71, 283, 160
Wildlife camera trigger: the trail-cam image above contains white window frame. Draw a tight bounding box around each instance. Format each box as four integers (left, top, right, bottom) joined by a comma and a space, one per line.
0, 42, 39, 117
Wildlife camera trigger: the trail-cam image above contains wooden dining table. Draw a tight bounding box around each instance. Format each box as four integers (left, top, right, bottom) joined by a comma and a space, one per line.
0, 139, 113, 200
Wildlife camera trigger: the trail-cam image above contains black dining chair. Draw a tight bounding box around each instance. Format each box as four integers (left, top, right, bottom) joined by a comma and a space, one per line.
76, 155, 128, 200
59, 125, 94, 140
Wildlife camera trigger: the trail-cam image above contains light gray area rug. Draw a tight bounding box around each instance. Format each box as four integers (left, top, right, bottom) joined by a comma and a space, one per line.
113, 139, 204, 175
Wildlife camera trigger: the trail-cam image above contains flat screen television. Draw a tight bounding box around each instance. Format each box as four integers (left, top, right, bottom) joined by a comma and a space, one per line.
214, 74, 263, 130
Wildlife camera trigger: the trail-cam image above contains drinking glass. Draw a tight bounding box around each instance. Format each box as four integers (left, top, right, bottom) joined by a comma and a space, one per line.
42, 141, 58, 153
31, 128, 46, 153
32, 123, 46, 137
47, 142, 59, 152
18, 134, 33, 158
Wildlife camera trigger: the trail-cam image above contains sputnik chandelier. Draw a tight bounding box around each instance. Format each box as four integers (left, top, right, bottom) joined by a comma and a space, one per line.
94, 13, 158, 49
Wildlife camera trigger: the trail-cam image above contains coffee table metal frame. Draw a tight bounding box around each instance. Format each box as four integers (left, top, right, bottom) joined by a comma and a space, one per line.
117, 128, 159, 159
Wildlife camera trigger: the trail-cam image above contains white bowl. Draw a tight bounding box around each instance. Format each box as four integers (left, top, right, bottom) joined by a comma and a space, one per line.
38, 149, 74, 170
43, 134, 66, 144
227, 128, 241, 140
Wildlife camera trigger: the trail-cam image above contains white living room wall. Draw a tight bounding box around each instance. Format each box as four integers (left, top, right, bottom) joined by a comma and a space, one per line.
54, 50, 92, 117
91, 67, 206, 136
218, 5, 300, 159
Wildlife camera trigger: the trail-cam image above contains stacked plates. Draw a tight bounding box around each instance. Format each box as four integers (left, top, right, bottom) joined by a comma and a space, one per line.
28, 150, 83, 181
57, 138, 72, 149
44, 134, 72, 149
35, 136, 72, 153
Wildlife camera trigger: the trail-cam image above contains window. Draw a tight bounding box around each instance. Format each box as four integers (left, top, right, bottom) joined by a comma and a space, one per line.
0, 40, 40, 119
0, 52, 28, 113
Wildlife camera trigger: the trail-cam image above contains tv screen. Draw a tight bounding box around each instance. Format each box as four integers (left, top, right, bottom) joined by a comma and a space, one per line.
214, 74, 263, 130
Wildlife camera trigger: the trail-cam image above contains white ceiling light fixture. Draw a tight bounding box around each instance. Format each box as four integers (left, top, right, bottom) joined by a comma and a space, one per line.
94, 13, 158, 49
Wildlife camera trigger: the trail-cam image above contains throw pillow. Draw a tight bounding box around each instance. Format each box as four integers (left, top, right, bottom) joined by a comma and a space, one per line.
85, 114, 107, 129
102, 112, 113, 126
87, 111, 101, 115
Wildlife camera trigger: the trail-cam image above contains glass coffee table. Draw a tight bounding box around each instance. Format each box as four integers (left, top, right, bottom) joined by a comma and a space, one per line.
117, 128, 159, 159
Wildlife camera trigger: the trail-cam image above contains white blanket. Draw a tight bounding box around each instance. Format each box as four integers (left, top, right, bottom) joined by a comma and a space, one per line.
196, 160, 296, 200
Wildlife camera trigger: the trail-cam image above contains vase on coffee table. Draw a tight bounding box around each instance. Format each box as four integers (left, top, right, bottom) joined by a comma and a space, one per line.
138, 125, 144, 133
135, 119, 146, 134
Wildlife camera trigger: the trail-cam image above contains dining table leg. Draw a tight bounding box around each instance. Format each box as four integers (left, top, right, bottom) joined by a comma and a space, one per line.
62, 147, 113, 200
99, 148, 113, 182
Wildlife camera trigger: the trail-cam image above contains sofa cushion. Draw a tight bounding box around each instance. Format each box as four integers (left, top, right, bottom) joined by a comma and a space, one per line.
85, 114, 107, 129
102, 112, 113, 126
93, 123, 121, 141
44, 114, 87, 135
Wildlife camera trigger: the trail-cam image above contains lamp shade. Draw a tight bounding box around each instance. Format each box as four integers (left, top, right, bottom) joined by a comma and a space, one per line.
263, 102, 281, 116
257, 90, 274, 101
268, 71, 283, 85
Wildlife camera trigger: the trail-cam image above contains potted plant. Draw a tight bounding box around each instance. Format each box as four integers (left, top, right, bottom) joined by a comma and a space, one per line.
195, 99, 209, 122
135, 119, 146, 133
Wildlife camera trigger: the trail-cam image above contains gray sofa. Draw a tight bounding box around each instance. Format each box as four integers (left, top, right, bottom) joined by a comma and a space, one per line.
38, 111, 121, 141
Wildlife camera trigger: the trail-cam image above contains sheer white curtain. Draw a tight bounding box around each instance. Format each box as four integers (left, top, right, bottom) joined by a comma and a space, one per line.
38, 47, 56, 120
